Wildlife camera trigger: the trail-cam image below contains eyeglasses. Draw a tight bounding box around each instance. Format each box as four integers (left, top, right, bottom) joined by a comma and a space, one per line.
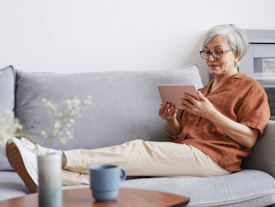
200, 49, 234, 60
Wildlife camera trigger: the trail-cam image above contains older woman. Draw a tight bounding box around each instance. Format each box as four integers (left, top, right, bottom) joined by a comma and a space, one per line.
4, 24, 270, 193
160, 24, 270, 172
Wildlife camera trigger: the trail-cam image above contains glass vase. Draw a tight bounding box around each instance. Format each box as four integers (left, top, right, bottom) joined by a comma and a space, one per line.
38, 153, 63, 207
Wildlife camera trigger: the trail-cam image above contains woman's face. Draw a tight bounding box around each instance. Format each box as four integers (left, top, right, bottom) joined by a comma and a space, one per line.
204, 35, 239, 77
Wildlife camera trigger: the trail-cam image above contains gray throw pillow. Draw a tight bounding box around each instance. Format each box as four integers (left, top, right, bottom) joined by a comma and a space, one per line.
15, 63, 203, 152
0, 66, 16, 171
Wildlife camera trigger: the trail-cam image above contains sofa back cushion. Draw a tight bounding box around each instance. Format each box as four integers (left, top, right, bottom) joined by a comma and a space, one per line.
15, 64, 203, 151
0, 66, 16, 171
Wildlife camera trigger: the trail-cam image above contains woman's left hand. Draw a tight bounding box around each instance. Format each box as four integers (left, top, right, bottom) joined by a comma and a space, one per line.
182, 91, 259, 148
181, 91, 217, 119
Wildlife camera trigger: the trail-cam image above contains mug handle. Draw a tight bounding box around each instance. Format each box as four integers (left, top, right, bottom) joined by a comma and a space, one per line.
119, 167, 127, 182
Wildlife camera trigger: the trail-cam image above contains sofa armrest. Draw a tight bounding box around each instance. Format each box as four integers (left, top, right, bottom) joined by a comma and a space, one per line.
242, 121, 275, 178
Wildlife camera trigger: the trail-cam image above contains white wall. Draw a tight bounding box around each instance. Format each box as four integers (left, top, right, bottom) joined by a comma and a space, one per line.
1, 0, 275, 85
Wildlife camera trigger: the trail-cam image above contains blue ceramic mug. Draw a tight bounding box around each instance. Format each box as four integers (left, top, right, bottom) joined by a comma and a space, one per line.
89, 164, 127, 202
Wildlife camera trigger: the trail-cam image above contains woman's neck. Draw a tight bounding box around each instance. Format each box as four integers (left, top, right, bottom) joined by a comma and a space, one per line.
214, 68, 238, 85
209, 68, 238, 93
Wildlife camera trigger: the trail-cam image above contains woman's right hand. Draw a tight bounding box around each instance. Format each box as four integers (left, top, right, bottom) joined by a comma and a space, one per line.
158, 103, 177, 120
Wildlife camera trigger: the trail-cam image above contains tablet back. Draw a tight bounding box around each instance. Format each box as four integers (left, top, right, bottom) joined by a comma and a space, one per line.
158, 84, 198, 109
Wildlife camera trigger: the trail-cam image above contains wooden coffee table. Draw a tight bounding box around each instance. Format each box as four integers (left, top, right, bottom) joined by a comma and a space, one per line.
0, 188, 189, 207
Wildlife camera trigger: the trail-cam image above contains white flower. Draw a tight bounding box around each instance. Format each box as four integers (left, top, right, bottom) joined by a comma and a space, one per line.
60, 137, 66, 144
0, 110, 23, 142
84, 100, 92, 105
53, 120, 61, 129
41, 95, 92, 145
72, 99, 80, 105
44, 101, 57, 111
0, 95, 92, 147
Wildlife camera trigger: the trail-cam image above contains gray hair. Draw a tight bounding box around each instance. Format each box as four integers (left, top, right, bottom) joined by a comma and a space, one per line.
200, 24, 249, 69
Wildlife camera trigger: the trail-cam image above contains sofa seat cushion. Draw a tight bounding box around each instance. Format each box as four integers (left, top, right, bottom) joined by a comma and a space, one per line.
120, 169, 275, 207
1, 170, 275, 206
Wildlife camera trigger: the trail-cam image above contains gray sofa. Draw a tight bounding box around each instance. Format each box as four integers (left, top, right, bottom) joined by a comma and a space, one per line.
0, 64, 275, 206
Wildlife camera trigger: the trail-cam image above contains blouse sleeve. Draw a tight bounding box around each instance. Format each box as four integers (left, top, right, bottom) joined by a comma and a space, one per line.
237, 81, 270, 140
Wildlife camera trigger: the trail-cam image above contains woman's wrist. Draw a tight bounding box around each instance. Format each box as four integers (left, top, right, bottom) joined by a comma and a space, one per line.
207, 108, 220, 123
166, 116, 177, 123
166, 117, 182, 138
166, 125, 182, 138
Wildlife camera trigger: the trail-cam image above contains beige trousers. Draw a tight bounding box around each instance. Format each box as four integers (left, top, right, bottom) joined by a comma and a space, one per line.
61, 139, 231, 185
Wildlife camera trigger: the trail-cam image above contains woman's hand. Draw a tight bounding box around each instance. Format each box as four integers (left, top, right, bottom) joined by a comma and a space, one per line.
181, 91, 259, 148
159, 102, 182, 139
181, 91, 217, 119
158, 103, 177, 120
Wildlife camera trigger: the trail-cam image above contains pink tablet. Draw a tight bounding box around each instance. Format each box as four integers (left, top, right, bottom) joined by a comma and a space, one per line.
158, 84, 199, 109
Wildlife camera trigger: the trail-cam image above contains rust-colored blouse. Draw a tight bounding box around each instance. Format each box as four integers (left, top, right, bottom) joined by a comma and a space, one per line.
173, 73, 270, 172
